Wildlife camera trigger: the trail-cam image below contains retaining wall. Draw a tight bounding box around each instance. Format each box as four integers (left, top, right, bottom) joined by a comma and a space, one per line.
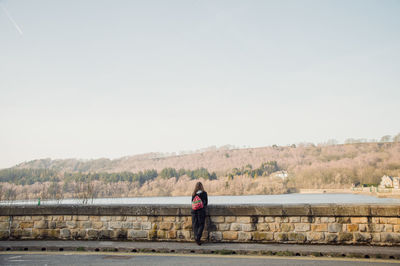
1, 204, 400, 245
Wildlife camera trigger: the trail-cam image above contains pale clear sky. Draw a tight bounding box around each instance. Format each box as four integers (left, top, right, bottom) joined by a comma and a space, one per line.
0, 0, 399, 169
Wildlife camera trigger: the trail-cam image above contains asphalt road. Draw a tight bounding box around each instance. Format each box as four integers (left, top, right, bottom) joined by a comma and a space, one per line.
1, 252, 399, 266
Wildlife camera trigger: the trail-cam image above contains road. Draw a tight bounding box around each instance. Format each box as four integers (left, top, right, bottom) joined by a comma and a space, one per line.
1, 252, 399, 266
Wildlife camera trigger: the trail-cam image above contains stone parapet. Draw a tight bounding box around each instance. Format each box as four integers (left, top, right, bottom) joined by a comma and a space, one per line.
0, 204, 399, 245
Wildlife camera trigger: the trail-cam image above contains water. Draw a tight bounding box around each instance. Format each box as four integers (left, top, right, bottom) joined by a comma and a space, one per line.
1, 193, 400, 206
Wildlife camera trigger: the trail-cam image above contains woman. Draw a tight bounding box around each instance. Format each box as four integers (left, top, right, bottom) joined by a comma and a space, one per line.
191, 182, 208, 245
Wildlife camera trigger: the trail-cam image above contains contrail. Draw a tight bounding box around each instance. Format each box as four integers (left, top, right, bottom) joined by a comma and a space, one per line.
0, 3, 23, 35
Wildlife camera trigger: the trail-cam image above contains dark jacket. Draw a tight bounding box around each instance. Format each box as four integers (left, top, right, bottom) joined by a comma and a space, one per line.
191, 191, 208, 212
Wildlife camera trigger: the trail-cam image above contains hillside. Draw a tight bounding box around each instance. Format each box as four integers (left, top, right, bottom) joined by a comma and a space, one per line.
12, 142, 400, 179
1, 142, 400, 201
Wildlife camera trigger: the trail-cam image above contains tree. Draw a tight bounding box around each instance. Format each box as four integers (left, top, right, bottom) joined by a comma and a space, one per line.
393, 133, 400, 142
380, 135, 392, 142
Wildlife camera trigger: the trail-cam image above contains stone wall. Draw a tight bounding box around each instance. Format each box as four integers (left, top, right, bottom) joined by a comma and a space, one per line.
1, 204, 399, 245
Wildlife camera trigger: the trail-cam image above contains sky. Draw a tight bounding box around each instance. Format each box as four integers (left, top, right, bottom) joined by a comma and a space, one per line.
0, 0, 399, 169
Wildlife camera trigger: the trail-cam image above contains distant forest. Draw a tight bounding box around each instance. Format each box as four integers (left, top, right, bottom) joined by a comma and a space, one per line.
1, 138, 400, 201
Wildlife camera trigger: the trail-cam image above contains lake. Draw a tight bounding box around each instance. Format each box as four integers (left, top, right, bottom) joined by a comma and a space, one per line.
1, 193, 400, 206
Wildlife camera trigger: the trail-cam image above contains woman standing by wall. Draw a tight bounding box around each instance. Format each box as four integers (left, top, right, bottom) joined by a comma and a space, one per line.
191, 182, 208, 245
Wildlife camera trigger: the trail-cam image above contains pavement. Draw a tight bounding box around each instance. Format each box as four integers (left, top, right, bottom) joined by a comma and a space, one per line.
1, 241, 400, 260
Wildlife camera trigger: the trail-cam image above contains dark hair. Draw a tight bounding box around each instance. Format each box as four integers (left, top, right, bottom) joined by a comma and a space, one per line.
192, 182, 205, 197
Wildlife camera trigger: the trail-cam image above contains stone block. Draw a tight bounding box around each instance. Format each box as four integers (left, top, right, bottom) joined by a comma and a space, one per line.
32, 216, 44, 221
354, 233, 372, 242
242, 224, 256, 232
140, 222, 151, 230
394, 225, 400, 233
237, 217, 251, 223
301, 217, 312, 223
87, 230, 99, 240
218, 223, 230, 231
230, 223, 242, 231
281, 223, 294, 232
0, 216, 10, 222
99, 230, 113, 240
0, 230, 10, 239
274, 232, 288, 241
66, 221, 77, 229
110, 222, 122, 229
257, 217, 264, 223
328, 223, 342, 233
275, 217, 289, 223
177, 230, 191, 240
138, 216, 148, 222
89, 216, 100, 221
163, 216, 176, 222
210, 231, 223, 241
128, 230, 148, 239
238, 232, 252, 241
294, 223, 310, 232
267, 223, 279, 231
350, 217, 368, 224
77, 216, 89, 221
337, 217, 350, 224
321, 217, 334, 223
346, 224, 358, 232
210, 216, 225, 223
121, 222, 133, 229
159, 222, 173, 230
114, 216, 126, 221
148, 216, 161, 222
0, 222, 10, 230
34, 221, 48, 229
64, 216, 72, 221
225, 216, 236, 223
369, 224, 384, 232
338, 233, 353, 242
48, 221, 57, 229
372, 233, 381, 242
100, 216, 112, 222
183, 221, 192, 230
288, 232, 306, 242
307, 232, 324, 242
311, 224, 327, 232
71, 229, 86, 239
60, 228, 71, 238
380, 233, 400, 243
113, 229, 127, 240
253, 232, 273, 241
81, 221, 92, 229
174, 222, 182, 230
325, 233, 338, 243
385, 224, 393, 232
12, 229, 33, 239
264, 217, 275, 223
223, 231, 238, 240
289, 217, 301, 223
387, 218, 399, 224
257, 223, 270, 231
92, 222, 104, 230
168, 230, 177, 239
157, 230, 166, 239
359, 224, 367, 232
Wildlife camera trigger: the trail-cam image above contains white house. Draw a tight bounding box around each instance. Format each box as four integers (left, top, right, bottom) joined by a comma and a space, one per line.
379, 175, 400, 189
274, 171, 288, 179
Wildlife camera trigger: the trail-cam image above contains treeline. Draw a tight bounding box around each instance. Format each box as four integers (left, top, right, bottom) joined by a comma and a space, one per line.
0, 168, 60, 185
0, 167, 219, 186
228, 161, 280, 179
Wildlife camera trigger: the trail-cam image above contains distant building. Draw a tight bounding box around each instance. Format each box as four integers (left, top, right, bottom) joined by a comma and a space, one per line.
274, 171, 288, 179
379, 175, 400, 189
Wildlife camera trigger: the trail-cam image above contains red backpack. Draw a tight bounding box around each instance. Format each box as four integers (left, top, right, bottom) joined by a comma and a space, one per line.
192, 195, 204, 210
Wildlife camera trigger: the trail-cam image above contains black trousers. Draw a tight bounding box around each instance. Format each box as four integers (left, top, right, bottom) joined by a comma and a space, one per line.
192, 208, 206, 241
